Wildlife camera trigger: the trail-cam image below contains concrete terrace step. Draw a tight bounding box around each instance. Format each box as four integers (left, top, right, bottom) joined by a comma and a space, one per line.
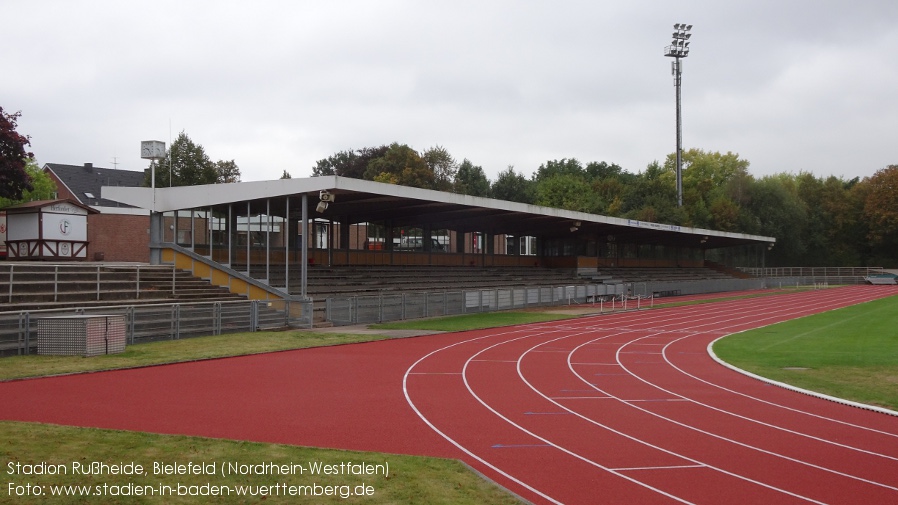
229, 265, 594, 302
1, 263, 248, 313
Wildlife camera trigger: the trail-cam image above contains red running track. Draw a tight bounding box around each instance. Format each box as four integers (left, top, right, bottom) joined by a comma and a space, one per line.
2, 285, 898, 504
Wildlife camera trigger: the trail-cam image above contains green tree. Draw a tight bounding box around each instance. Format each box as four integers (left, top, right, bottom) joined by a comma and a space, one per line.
584, 161, 625, 181
824, 177, 871, 266
708, 195, 740, 231
280, 170, 292, 179
422, 145, 457, 192
313, 146, 389, 179
589, 163, 635, 217
313, 149, 354, 177
0, 159, 56, 208
142, 132, 238, 187
491, 166, 534, 204
453, 159, 491, 197
214, 160, 241, 183
746, 174, 808, 265
534, 173, 601, 213
0, 107, 34, 200
862, 165, 898, 261
594, 176, 629, 216
822, 175, 867, 265
795, 172, 830, 265
533, 158, 585, 182
666, 149, 751, 228
622, 161, 683, 225
364, 143, 434, 189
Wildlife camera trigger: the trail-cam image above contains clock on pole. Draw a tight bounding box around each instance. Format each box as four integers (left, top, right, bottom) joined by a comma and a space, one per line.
141, 140, 166, 190
140, 140, 166, 160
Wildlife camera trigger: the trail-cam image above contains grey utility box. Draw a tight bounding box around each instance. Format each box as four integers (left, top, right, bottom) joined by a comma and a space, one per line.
36, 315, 126, 356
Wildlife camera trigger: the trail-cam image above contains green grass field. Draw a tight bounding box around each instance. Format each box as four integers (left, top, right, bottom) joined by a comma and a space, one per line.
712, 294, 898, 411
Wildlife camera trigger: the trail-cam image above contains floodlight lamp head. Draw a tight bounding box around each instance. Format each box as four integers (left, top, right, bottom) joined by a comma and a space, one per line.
316, 201, 328, 213
685, 24, 692, 31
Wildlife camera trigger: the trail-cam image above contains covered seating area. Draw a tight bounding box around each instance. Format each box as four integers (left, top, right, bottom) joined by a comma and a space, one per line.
102, 176, 776, 303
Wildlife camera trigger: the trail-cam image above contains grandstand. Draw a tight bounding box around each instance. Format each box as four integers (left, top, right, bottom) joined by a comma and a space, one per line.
2, 175, 770, 330
93, 176, 776, 325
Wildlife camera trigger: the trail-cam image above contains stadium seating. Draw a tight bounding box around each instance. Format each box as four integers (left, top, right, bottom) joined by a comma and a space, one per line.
238, 264, 741, 299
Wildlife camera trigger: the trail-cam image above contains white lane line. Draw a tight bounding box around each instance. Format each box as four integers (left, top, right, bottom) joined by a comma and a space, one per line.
404, 287, 893, 504
402, 327, 569, 505
613, 464, 706, 472
508, 330, 829, 504
607, 332, 898, 492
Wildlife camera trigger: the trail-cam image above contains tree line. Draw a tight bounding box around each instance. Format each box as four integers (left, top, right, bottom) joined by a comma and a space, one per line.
311, 143, 897, 267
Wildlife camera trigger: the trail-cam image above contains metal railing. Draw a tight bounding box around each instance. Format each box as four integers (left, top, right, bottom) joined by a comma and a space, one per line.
325, 284, 627, 325
739, 266, 883, 279
324, 277, 772, 326
2, 263, 180, 304
3, 273, 865, 356
0, 298, 313, 356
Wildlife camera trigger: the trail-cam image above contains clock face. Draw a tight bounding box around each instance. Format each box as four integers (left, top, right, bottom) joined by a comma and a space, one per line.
141, 141, 165, 159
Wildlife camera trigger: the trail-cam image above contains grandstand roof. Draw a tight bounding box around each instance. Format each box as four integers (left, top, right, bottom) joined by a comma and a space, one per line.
102, 175, 775, 249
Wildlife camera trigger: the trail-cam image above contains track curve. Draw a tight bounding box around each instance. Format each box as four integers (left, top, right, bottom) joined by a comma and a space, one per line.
404, 285, 898, 504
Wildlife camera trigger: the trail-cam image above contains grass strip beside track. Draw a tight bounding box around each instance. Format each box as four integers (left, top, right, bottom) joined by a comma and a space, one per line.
0, 332, 395, 382
713, 294, 898, 411
0, 421, 522, 505
370, 311, 573, 332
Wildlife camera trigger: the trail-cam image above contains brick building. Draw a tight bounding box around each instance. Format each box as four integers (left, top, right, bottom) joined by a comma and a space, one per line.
43, 163, 150, 262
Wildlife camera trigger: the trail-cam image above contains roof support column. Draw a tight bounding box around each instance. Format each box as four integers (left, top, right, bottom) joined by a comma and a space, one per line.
246, 201, 251, 276
265, 199, 271, 284
301, 193, 308, 299
227, 204, 235, 268
385, 220, 394, 265
423, 224, 432, 253
340, 216, 350, 266
328, 218, 334, 267
485, 231, 494, 266
284, 197, 290, 294
149, 211, 163, 265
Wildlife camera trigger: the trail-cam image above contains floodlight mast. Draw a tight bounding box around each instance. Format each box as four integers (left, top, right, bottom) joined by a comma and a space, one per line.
664, 23, 692, 207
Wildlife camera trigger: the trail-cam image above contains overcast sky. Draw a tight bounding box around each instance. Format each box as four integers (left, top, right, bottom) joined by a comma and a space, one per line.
4, 0, 897, 183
